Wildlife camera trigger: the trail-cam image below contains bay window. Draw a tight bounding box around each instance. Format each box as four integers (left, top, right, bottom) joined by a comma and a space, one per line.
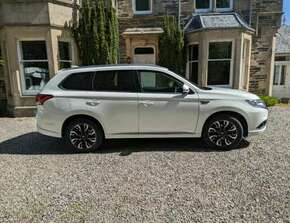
58, 41, 72, 69
188, 44, 199, 84
19, 41, 49, 95
133, 0, 152, 14
208, 41, 233, 86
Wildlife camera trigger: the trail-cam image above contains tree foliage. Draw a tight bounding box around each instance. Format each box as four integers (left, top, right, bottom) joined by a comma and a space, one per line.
159, 16, 185, 75
73, 0, 119, 65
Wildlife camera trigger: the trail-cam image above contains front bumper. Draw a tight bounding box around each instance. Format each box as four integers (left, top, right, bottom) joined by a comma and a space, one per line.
247, 108, 268, 136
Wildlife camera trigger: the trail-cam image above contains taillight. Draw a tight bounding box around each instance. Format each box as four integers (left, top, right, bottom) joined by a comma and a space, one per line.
36, 94, 54, 105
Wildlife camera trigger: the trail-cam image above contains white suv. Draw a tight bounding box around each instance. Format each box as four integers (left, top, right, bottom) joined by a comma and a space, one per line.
36, 65, 268, 152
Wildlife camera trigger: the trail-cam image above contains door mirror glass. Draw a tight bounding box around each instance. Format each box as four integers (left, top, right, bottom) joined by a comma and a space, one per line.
182, 84, 190, 94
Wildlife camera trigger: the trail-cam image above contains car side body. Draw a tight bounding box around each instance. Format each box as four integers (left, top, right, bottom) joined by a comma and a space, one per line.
36, 64, 268, 151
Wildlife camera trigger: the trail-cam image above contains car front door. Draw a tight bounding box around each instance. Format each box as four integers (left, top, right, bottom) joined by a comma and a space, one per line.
137, 70, 199, 135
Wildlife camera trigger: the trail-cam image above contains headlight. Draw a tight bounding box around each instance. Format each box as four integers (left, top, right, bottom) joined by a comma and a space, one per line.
246, 99, 267, 109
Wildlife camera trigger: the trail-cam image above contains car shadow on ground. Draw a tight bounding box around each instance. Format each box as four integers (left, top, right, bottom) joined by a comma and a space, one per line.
0, 132, 250, 155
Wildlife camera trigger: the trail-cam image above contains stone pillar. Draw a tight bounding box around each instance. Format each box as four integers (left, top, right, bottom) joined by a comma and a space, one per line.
267, 36, 276, 96
47, 28, 59, 78
199, 32, 208, 87
233, 34, 242, 89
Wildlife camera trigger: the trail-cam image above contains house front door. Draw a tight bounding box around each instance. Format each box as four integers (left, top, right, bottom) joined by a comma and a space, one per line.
133, 47, 156, 64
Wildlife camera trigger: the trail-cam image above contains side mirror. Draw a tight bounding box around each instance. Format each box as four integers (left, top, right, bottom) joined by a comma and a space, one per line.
182, 84, 190, 94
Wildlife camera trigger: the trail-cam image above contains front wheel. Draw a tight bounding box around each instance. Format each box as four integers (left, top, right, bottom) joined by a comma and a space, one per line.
64, 118, 103, 152
203, 115, 243, 150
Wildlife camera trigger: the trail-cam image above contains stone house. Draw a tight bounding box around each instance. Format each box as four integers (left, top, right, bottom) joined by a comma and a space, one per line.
0, 0, 283, 116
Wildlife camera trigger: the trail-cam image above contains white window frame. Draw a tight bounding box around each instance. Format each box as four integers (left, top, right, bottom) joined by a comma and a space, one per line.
133, 0, 152, 15
195, 0, 212, 13
17, 39, 49, 96
216, 0, 233, 12
273, 63, 287, 86
187, 43, 199, 82
58, 40, 73, 70
195, 0, 233, 13
207, 39, 234, 88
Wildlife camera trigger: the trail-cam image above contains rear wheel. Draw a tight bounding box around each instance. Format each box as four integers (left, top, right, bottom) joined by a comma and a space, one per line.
64, 118, 103, 152
203, 114, 243, 150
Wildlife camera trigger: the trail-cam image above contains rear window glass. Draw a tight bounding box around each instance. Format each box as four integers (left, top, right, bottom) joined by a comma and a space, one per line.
61, 72, 94, 90
93, 70, 137, 92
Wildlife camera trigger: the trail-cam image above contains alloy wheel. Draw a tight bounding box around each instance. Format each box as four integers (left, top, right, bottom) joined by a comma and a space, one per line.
207, 120, 238, 147
69, 123, 97, 150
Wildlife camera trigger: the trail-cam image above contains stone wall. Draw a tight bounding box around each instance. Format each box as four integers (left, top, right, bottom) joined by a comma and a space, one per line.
249, 0, 283, 95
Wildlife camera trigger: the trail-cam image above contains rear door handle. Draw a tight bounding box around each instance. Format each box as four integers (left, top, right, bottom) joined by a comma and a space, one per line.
86, 101, 100, 106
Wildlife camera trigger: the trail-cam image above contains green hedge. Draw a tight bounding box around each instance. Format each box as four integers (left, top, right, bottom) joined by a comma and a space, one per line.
260, 96, 279, 107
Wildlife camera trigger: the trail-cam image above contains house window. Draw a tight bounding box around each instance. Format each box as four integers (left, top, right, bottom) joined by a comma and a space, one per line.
188, 44, 199, 84
58, 41, 72, 69
19, 41, 49, 95
133, 0, 152, 14
208, 41, 232, 86
195, 0, 211, 12
274, 65, 286, 86
195, 0, 233, 12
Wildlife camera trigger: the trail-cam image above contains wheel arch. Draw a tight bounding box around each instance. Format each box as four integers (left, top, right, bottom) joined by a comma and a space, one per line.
202, 111, 249, 137
61, 114, 106, 138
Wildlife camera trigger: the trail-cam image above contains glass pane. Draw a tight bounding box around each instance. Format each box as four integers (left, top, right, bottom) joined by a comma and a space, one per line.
140, 71, 183, 93
281, 65, 286, 85
273, 65, 280, 85
58, 42, 71, 61
196, 0, 210, 9
59, 62, 72, 69
136, 0, 150, 11
135, 47, 154, 54
61, 72, 94, 91
216, 0, 230, 8
189, 45, 199, 61
209, 42, 232, 59
208, 61, 231, 85
23, 62, 49, 91
94, 70, 137, 92
21, 41, 47, 60
189, 62, 198, 84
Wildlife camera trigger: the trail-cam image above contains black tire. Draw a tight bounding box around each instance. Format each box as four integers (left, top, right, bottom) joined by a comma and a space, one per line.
64, 118, 103, 152
202, 114, 243, 150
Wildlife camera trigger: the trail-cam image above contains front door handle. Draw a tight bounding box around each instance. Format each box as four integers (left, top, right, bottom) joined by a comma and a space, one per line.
140, 101, 154, 107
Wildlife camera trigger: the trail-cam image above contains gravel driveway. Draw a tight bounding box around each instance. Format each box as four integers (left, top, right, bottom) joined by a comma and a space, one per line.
0, 106, 289, 222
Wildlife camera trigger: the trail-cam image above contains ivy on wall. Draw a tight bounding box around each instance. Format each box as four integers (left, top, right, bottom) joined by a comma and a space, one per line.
159, 16, 185, 75
73, 0, 119, 65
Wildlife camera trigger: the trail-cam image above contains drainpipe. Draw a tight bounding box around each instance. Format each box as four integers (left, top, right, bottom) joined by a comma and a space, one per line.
178, 0, 181, 26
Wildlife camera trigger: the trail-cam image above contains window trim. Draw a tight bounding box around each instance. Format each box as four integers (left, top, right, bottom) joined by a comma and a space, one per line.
58, 40, 73, 70
137, 70, 187, 94
132, 0, 153, 15
17, 39, 49, 96
195, 0, 233, 13
187, 43, 199, 83
207, 39, 234, 88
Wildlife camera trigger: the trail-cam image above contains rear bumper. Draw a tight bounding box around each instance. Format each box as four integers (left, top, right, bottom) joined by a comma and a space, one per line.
37, 125, 62, 138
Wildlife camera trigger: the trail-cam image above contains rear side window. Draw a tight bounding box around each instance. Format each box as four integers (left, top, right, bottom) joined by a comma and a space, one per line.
93, 70, 137, 92
60, 72, 94, 90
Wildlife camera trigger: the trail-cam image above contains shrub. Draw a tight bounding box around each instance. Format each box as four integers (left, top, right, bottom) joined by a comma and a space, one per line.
260, 96, 279, 107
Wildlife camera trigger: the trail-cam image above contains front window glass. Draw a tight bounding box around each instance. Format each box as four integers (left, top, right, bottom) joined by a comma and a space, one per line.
20, 41, 49, 95
196, 0, 210, 10
58, 41, 72, 69
216, 0, 231, 8
188, 45, 199, 84
208, 42, 232, 86
139, 71, 183, 93
94, 70, 137, 92
134, 0, 151, 13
